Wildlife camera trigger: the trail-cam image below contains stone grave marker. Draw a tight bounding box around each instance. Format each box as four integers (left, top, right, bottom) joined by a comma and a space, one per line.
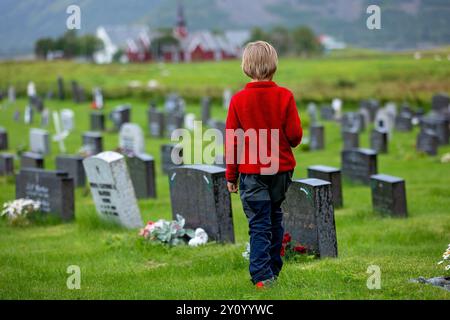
342, 112, 364, 133
161, 144, 183, 174
431, 93, 450, 113
0, 153, 14, 175
307, 165, 343, 208
82, 132, 103, 156
370, 174, 407, 217
20, 152, 44, 169
92, 87, 104, 109
331, 98, 343, 120
395, 113, 413, 132
0, 127, 8, 150
184, 113, 196, 131
281, 178, 337, 258
8, 85, 16, 103
166, 113, 184, 138
420, 115, 449, 145
83, 151, 143, 228
110, 105, 131, 131
30, 128, 50, 155
375, 108, 394, 140
168, 165, 234, 243
56, 155, 86, 188
416, 130, 439, 156
119, 123, 145, 155
341, 148, 378, 185
57, 76, 65, 100
342, 130, 359, 150
310, 125, 325, 150
24, 105, 33, 124
370, 129, 388, 154
320, 105, 335, 121
16, 168, 74, 221
90, 112, 105, 131
60, 109, 75, 132
201, 97, 211, 124
148, 107, 165, 138
360, 99, 379, 122
126, 153, 156, 199
71, 80, 81, 103
307, 103, 318, 125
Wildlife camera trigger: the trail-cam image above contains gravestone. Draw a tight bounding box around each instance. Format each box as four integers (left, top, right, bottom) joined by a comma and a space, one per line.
148, 107, 165, 138
20, 152, 44, 169
370, 129, 388, 154
40, 108, 50, 127
320, 105, 335, 121
82, 132, 103, 155
71, 80, 81, 103
29, 128, 50, 155
416, 130, 439, 156
166, 113, 184, 138
331, 98, 342, 120
0, 153, 14, 175
92, 87, 104, 109
27, 81, 36, 99
420, 115, 449, 145
310, 125, 325, 150
342, 112, 364, 133
33, 96, 44, 113
126, 153, 156, 199
168, 165, 234, 243
161, 144, 183, 174
359, 108, 371, 129
281, 178, 337, 258
8, 85, 16, 103
0, 127, 8, 150
60, 109, 75, 132
341, 148, 378, 185
375, 108, 395, 139
360, 99, 379, 122
184, 113, 196, 131
56, 155, 86, 188
307, 165, 343, 208
431, 93, 450, 113
83, 151, 143, 228
110, 105, 131, 131
119, 123, 145, 156
342, 130, 359, 150
24, 105, 33, 124
307, 103, 318, 125
57, 76, 65, 100
370, 174, 407, 217
16, 168, 74, 221
201, 97, 211, 124
90, 112, 105, 131
395, 114, 413, 132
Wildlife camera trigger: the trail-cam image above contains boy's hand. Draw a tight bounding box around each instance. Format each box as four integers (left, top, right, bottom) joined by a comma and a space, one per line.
227, 182, 238, 193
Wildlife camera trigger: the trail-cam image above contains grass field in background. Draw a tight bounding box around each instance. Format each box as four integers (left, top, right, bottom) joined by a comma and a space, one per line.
0, 96, 449, 299
0, 49, 450, 103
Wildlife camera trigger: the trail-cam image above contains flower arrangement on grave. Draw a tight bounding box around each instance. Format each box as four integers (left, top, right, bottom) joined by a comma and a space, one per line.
281, 233, 308, 260
1, 199, 40, 226
139, 214, 208, 247
437, 243, 450, 272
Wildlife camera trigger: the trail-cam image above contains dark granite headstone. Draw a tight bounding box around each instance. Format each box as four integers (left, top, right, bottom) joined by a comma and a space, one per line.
166, 113, 184, 138
281, 178, 337, 258
0, 127, 8, 150
82, 132, 103, 155
168, 165, 234, 243
148, 107, 165, 138
416, 130, 439, 156
320, 106, 335, 121
57, 76, 65, 100
341, 148, 378, 185
55, 155, 86, 188
370, 129, 388, 154
370, 174, 407, 217
201, 97, 211, 124
432, 93, 450, 113
0, 153, 14, 175
71, 81, 80, 103
110, 105, 131, 131
15, 168, 74, 221
126, 153, 156, 199
360, 99, 379, 122
342, 130, 359, 150
307, 165, 343, 208
395, 114, 413, 132
20, 152, 44, 169
420, 116, 449, 145
161, 144, 183, 174
90, 112, 105, 132
310, 125, 325, 150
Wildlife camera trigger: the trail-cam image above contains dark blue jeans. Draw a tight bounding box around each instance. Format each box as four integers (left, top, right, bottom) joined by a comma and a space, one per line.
239, 172, 292, 284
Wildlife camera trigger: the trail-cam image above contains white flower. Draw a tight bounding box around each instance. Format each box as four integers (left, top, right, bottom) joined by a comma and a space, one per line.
188, 228, 208, 247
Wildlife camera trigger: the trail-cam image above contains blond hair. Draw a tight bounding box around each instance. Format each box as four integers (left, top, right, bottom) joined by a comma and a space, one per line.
241, 41, 278, 81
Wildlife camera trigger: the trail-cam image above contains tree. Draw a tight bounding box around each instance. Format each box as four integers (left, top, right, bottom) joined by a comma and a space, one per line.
150, 32, 180, 59
247, 27, 271, 43
269, 26, 291, 56
34, 38, 54, 59
57, 30, 80, 58
292, 26, 323, 57
78, 35, 104, 59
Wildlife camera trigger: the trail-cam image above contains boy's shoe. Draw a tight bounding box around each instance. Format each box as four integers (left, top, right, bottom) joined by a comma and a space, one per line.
255, 277, 276, 289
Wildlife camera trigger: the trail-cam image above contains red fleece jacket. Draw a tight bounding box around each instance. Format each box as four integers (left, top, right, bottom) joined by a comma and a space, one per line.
225, 81, 303, 182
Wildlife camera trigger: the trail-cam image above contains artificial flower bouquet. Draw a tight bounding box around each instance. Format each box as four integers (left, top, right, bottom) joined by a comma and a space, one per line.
1, 198, 41, 226
438, 243, 450, 272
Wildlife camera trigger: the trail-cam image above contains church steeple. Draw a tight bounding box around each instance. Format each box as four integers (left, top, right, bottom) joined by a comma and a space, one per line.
174, 0, 187, 38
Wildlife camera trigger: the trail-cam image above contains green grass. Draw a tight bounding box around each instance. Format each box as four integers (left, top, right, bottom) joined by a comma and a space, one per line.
1, 51, 449, 104
0, 93, 449, 299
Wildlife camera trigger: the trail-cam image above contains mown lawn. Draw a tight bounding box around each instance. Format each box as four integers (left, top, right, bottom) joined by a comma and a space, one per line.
0, 94, 449, 299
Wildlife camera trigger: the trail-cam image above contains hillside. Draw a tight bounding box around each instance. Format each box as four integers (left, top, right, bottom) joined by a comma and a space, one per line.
0, 0, 449, 57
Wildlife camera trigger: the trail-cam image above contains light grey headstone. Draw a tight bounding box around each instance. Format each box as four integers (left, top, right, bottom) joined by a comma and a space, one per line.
30, 128, 50, 155
83, 151, 143, 229
60, 109, 75, 132
119, 123, 145, 155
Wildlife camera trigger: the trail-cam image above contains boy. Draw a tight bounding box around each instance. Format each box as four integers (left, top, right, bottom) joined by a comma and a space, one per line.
225, 41, 303, 288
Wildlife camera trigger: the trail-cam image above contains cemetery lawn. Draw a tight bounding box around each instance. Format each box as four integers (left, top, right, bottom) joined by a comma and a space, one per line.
0, 97, 449, 300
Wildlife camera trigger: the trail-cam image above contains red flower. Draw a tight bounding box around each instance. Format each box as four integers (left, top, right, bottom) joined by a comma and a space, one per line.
283, 233, 292, 244
293, 246, 307, 254
280, 246, 285, 257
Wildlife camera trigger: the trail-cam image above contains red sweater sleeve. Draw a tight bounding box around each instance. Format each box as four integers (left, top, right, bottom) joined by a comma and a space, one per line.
225, 100, 240, 183
284, 95, 303, 148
